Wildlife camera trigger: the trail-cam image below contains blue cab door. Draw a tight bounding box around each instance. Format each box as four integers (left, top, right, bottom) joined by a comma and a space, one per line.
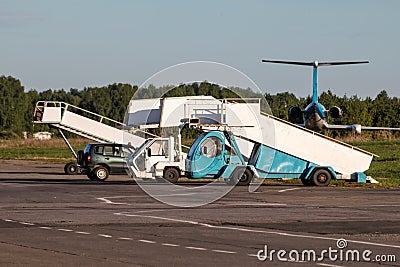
191, 135, 225, 178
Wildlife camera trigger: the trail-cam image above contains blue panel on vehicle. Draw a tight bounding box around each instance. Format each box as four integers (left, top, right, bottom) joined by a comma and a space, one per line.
188, 132, 227, 178
356, 172, 367, 183
254, 145, 310, 179
254, 145, 274, 173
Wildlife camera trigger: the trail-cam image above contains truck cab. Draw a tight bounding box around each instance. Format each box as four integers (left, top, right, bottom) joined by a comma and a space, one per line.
127, 136, 185, 183
186, 132, 243, 179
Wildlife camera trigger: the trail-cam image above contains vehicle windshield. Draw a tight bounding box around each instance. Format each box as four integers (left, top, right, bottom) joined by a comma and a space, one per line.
124, 146, 135, 154
131, 139, 152, 158
121, 145, 135, 157
187, 133, 206, 159
200, 136, 222, 158
84, 144, 91, 153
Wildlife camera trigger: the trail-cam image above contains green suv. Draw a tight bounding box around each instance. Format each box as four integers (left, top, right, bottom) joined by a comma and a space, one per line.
78, 143, 135, 181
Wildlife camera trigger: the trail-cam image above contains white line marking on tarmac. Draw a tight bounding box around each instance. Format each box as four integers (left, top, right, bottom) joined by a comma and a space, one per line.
124, 204, 286, 216
138, 239, 156, 244
317, 263, 346, 267
278, 187, 301, 193
212, 249, 237, 254
118, 237, 133, 241
99, 195, 132, 199
222, 203, 287, 207
162, 243, 180, 247
115, 212, 400, 249
131, 209, 170, 214
97, 192, 203, 205
96, 197, 127, 205
98, 234, 112, 238
19, 222, 35, 226
186, 246, 207, 251
3, 218, 246, 257
75, 231, 90, 235
3, 219, 15, 222
115, 212, 204, 226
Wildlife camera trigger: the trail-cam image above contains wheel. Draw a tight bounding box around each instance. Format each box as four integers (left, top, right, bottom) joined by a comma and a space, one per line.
237, 168, 253, 186
163, 168, 180, 183
64, 163, 78, 175
93, 166, 109, 181
311, 169, 331, 186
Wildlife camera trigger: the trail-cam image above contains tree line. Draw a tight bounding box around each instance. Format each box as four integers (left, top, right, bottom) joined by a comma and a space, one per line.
1, 75, 399, 139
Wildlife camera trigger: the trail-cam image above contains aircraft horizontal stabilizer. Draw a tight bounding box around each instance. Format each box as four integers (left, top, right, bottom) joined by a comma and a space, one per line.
261, 59, 369, 67
317, 61, 369, 66
261, 60, 314, 66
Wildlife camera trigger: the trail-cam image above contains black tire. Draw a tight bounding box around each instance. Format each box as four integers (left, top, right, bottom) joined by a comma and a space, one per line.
311, 169, 332, 186
237, 168, 253, 186
64, 163, 78, 175
93, 166, 109, 181
163, 168, 180, 183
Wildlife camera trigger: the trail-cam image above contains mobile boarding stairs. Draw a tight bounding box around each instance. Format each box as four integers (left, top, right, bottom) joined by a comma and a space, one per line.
33, 101, 148, 173
33, 98, 378, 184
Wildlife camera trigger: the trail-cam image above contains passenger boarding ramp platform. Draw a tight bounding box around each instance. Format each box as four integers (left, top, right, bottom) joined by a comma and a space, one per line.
33, 101, 146, 158
257, 112, 375, 177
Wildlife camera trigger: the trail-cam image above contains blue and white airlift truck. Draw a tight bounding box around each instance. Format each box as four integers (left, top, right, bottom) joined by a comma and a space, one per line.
124, 96, 376, 186
128, 121, 377, 186
185, 129, 375, 186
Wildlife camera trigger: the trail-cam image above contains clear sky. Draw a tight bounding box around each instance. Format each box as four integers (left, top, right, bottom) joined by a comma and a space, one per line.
1, 0, 399, 98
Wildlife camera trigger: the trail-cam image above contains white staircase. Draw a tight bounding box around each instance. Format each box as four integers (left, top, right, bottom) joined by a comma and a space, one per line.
33, 101, 145, 147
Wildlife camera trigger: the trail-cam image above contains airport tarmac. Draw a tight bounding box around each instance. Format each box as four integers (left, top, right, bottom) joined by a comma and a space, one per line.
0, 160, 399, 266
